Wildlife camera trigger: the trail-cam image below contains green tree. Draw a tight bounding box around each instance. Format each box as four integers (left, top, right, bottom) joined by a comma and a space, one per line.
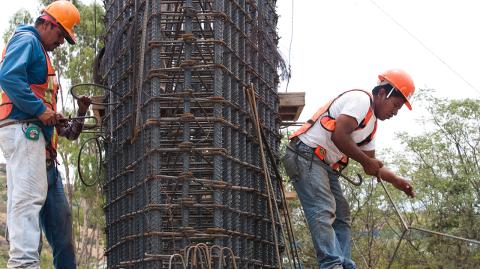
393, 93, 480, 268
2, 9, 33, 43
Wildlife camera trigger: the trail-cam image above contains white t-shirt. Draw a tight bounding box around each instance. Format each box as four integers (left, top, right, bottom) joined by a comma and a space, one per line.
298, 90, 376, 164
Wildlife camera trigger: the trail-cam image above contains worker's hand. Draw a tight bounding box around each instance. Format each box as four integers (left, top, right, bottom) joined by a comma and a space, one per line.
38, 108, 61, 125
55, 113, 66, 125
77, 96, 92, 115
361, 158, 383, 177
392, 177, 416, 198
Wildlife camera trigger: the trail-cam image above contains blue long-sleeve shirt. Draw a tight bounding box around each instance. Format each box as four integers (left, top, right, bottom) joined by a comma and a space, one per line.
0, 25, 54, 142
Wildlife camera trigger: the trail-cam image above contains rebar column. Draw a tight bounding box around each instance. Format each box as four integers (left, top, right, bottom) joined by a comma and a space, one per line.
100, 0, 285, 268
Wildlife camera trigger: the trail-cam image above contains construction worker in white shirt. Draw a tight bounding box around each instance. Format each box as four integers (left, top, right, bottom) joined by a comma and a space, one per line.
283, 69, 416, 269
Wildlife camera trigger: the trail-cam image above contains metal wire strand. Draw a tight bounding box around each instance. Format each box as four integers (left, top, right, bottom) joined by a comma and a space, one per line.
70, 83, 122, 106
377, 178, 480, 269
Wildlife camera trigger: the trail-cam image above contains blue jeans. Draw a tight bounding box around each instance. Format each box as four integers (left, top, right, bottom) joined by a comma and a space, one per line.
39, 166, 76, 269
283, 141, 355, 269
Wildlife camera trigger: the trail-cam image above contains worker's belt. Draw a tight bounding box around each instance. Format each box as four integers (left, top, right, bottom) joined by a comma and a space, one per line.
289, 137, 326, 161
289, 136, 300, 145
288, 137, 319, 163
289, 136, 313, 149
287, 138, 363, 186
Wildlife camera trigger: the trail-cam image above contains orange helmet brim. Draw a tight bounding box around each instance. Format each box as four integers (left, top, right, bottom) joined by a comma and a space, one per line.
57, 21, 76, 45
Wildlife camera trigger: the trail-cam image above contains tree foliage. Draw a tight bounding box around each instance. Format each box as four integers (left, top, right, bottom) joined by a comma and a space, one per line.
2, 9, 33, 43
393, 93, 480, 268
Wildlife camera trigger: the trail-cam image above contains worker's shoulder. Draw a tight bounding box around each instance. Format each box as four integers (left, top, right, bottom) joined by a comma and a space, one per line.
8, 26, 41, 49
338, 89, 372, 103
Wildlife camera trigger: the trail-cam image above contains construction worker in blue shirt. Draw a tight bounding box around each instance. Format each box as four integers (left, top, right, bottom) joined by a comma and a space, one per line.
0, 1, 81, 268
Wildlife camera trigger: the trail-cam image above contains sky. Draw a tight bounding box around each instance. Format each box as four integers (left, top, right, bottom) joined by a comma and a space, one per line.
0, 0, 479, 152
0, 1, 40, 43
276, 0, 480, 151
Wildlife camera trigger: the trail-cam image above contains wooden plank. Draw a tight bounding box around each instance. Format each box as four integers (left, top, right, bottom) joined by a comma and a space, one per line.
279, 92, 305, 106
91, 96, 105, 126
284, 191, 297, 200
278, 92, 305, 122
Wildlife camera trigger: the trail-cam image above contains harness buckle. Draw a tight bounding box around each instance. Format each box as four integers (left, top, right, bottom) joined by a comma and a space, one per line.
314, 145, 327, 161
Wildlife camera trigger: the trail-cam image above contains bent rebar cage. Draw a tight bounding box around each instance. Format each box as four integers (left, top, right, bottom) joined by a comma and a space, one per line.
100, 0, 284, 268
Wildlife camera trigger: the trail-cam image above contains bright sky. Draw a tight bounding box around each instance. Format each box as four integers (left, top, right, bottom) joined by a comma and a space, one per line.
0, 0, 479, 152
0, 1, 40, 47
276, 0, 480, 150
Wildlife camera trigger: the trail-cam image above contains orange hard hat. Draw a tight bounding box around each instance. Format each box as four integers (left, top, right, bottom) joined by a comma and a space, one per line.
42, 0, 80, 45
378, 69, 415, 110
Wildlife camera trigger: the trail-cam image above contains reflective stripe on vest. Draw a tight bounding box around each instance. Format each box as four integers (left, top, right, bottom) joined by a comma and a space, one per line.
0, 33, 59, 150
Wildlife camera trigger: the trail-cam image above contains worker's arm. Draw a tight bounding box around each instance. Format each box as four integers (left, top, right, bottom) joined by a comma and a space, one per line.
363, 150, 375, 158
0, 35, 46, 117
332, 114, 383, 176
378, 167, 415, 197
363, 150, 415, 198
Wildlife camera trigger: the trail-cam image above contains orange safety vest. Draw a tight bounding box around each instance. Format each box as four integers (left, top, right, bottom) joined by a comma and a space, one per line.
289, 89, 377, 170
0, 35, 59, 151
